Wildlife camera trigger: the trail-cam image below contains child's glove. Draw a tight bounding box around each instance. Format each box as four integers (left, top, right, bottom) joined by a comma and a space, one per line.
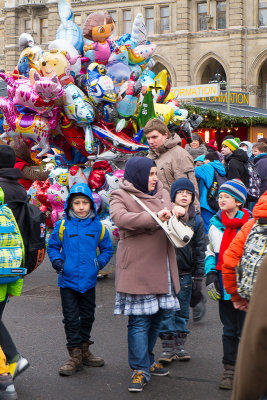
206, 272, 221, 300
190, 276, 203, 307
52, 259, 64, 274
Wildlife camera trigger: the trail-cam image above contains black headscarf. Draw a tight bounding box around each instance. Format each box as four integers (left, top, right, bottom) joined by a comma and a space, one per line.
124, 157, 157, 195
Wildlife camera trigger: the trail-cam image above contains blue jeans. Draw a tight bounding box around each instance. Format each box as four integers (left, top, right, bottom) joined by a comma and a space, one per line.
128, 309, 164, 381
219, 300, 246, 366
160, 274, 192, 335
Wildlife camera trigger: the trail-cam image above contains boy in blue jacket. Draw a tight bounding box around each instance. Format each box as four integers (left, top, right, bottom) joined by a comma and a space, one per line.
47, 183, 113, 376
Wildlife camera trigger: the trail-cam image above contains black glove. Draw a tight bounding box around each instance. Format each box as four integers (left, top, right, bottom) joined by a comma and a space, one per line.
206, 271, 221, 300
52, 259, 64, 274
190, 277, 203, 307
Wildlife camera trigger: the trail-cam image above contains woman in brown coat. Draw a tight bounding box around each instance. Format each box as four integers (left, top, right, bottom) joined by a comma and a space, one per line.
109, 157, 180, 393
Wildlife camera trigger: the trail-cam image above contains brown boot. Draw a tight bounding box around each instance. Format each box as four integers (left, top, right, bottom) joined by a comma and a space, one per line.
81, 341, 104, 367
219, 364, 235, 390
59, 347, 83, 376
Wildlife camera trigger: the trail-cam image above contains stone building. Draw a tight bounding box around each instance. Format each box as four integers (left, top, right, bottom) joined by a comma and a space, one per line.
1, 0, 267, 108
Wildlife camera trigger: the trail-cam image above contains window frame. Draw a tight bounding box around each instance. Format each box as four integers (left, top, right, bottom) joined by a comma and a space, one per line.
197, 2, 207, 31
160, 5, 170, 33
145, 7, 154, 34
259, 1, 267, 27
216, 1, 226, 29
40, 17, 48, 44
122, 9, 132, 35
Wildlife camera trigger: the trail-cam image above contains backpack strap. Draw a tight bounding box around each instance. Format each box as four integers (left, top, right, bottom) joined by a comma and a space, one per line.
99, 223, 105, 243
59, 220, 65, 242
58, 220, 105, 244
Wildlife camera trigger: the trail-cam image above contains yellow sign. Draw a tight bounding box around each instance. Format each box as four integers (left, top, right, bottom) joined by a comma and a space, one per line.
170, 84, 220, 99
195, 91, 249, 105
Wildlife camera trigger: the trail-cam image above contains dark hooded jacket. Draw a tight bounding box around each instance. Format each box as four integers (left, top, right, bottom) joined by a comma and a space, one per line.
224, 149, 249, 187
253, 153, 267, 195
175, 204, 205, 276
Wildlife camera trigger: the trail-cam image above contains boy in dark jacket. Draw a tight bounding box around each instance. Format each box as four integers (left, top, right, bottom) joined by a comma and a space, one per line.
47, 183, 113, 376
253, 142, 267, 195
221, 139, 249, 186
159, 178, 206, 363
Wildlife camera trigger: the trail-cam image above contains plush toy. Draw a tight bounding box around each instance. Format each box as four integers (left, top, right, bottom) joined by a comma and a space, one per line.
83, 12, 115, 65
47, 183, 69, 226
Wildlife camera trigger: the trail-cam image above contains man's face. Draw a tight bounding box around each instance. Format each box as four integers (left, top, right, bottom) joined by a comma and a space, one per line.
145, 130, 168, 151
221, 145, 232, 156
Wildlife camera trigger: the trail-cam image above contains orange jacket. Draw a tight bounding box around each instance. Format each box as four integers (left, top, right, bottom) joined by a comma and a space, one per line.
222, 191, 267, 301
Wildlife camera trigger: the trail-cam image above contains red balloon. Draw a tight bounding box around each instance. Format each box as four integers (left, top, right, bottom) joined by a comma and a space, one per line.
60, 114, 90, 158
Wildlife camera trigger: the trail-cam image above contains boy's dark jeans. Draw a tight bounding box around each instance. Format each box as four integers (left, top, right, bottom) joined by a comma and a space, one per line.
0, 300, 18, 363
219, 300, 246, 366
60, 287, 96, 348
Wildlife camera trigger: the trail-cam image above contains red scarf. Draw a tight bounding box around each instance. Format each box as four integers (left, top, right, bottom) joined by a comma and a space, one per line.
216, 209, 250, 270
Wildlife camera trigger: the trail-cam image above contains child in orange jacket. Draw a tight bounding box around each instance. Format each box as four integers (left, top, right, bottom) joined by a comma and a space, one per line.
222, 191, 267, 310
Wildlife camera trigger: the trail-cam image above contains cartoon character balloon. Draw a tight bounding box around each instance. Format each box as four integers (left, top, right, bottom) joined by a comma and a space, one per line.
47, 183, 69, 226
83, 12, 115, 65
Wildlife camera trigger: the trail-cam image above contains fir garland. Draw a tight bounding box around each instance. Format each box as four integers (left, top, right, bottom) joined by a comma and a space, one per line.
182, 103, 267, 129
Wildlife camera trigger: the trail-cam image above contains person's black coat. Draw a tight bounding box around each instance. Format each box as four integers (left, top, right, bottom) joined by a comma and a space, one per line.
224, 149, 249, 186
0, 168, 28, 236
175, 205, 206, 276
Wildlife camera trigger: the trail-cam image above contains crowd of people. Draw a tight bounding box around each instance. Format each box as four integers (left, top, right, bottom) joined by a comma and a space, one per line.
0, 120, 267, 399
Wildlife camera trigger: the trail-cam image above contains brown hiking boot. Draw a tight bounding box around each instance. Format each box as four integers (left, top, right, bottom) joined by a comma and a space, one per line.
81, 341, 104, 367
219, 364, 235, 390
59, 347, 83, 376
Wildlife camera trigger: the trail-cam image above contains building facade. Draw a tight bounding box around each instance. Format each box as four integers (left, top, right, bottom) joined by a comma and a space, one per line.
1, 0, 267, 108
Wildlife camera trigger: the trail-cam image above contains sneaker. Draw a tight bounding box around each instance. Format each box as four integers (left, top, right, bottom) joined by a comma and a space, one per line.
218, 365, 235, 390
0, 373, 17, 400
150, 363, 169, 376
193, 296, 207, 322
9, 356, 29, 380
128, 371, 147, 392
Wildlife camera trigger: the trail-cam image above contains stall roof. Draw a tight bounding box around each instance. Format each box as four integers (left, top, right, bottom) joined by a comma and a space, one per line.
193, 102, 267, 118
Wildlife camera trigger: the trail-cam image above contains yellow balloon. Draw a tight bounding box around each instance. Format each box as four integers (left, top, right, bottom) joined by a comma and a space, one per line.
154, 103, 174, 125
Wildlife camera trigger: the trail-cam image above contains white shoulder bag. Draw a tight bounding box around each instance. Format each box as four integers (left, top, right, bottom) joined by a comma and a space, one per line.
128, 192, 194, 248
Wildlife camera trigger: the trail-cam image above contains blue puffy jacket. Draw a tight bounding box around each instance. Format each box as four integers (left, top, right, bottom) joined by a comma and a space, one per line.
47, 183, 113, 293
195, 160, 226, 213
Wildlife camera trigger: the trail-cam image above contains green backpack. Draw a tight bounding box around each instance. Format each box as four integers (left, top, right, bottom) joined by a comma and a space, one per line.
0, 188, 26, 284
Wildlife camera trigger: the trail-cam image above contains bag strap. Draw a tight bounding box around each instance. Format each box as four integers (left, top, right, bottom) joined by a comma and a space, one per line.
127, 192, 170, 235
0, 187, 4, 205
59, 219, 106, 243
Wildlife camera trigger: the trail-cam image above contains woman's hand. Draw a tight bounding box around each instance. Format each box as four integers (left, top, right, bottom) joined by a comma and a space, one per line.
157, 209, 172, 221
172, 205, 186, 218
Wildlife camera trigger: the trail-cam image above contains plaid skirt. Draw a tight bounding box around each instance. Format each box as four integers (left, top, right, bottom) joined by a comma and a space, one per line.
114, 261, 180, 316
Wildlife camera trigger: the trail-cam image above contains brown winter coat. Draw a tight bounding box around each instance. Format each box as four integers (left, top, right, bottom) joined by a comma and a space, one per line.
109, 179, 180, 295
232, 253, 267, 400
147, 133, 200, 209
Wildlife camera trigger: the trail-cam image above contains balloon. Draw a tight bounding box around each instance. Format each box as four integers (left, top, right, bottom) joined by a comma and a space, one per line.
49, 166, 69, 186
56, 0, 84, 54
100, 216, 119, 249
150, 69, 172, 103
154, 103, 175, 125
124, 43, 157, 65
39, 49, 79, 84
106, 61, 131, 92
59, 114, 90, 158
82, 12, 115, 65
17, 46, 42, 78
92, 121, 149, 153
0, 71, 63, 129
131, 13, 147, 46
0, 97, 53, 158
68, 165, 87, 188
47, 183, 69, 226
49, 39, 82, 77
88, 160, 112, 191
113, 169, 124, 179
137, 90, 156, 130
92, 192, 102, 213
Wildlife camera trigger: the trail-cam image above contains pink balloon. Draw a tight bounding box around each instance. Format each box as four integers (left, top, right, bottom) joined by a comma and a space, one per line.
113, 169, 124, 179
